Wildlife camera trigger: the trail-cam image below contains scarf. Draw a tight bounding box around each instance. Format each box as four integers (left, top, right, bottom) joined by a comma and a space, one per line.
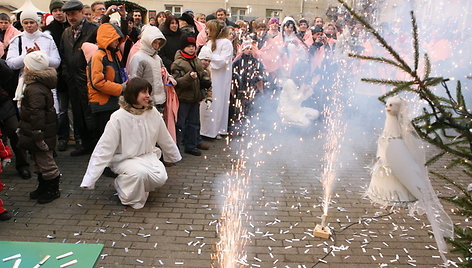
179, 50, 196, 59
13, 75, 25, 108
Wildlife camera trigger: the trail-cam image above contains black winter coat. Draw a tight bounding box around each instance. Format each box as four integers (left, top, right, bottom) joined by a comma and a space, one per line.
0, 59, 16, 121
18, 68, 58, 152
42, 19, 70, 48
43, 19, 70, 92
159, 28, 182, 72
59, 19, 97, 92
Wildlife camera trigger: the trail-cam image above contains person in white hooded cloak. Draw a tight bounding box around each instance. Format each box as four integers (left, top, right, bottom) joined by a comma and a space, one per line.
80, 78, 181, 209
366, 96, 453, 264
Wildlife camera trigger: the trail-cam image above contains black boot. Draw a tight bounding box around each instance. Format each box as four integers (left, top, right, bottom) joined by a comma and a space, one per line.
37, 175, 61, 204
30, 173, 46, 199
0, 211, 12, 221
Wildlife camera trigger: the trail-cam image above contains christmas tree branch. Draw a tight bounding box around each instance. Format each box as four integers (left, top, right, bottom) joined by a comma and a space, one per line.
338, 0, 413, 74
411, 11, 420, 72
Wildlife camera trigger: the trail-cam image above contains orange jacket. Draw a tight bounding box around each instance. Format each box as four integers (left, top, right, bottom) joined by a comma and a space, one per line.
87, 23, 125, 113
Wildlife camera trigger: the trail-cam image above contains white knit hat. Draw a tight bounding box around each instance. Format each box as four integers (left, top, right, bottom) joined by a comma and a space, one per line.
241, 39, 253, 51
24, 51, 49, 71
198, 45, 212, 60
20, 8, 40, 24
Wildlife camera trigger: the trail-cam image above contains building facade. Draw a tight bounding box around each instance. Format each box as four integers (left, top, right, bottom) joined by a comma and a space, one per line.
1, 0, 361, 24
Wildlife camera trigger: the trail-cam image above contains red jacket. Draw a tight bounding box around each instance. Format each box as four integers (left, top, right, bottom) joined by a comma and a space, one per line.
0, 129, 12, 174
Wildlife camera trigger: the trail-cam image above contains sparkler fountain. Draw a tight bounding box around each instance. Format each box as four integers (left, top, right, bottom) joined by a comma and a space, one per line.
314, 85, 347, 239
212, 158, 250, 267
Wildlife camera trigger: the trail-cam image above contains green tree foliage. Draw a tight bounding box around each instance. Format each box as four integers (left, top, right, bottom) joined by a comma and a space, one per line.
337, 0, 472, 266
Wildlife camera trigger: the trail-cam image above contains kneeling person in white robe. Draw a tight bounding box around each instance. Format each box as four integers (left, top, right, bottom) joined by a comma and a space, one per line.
80, 78, 182, 209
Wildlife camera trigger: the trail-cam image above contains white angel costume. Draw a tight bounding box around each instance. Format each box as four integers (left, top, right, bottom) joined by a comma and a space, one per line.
80, 97, 182, 209
200, 38, 233, 138
277, 79, 320, 126
366, 96, 453, 263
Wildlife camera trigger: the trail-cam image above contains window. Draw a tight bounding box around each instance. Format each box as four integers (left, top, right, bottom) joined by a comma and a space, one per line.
164, 5, 182, 16
148, 10, 156, 19
230, 7, 247, 21
266, 9, 282, 19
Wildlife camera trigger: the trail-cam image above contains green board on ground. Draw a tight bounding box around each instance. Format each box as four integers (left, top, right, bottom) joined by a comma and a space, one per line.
0, 241, 103, 267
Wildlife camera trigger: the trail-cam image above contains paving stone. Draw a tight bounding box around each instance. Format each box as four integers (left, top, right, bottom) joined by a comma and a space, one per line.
0, 132, 469, 267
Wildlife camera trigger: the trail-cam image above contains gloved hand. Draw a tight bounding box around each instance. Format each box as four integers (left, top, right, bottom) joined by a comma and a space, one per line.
200, 79, 211, 89
35, 140, 49, 152
1, 158, 11, 168
205, 99, 212, 110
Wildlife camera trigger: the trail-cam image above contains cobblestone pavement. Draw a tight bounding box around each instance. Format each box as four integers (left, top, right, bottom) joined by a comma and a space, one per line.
0, 127, 469, 268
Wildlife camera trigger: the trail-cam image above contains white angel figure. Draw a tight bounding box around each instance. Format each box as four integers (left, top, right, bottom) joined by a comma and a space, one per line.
366, 96, 454, 264
277, 79, 320, 126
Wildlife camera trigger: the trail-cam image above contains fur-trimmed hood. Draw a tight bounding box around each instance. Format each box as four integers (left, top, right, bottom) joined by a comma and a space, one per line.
23, 68, 57, 89
118, 96, 154, 115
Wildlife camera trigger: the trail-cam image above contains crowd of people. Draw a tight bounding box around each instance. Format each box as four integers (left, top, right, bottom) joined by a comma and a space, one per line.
0, 0, 368, 215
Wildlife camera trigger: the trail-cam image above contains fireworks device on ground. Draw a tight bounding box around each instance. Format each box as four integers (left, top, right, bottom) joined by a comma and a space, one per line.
314, 214, 331, 239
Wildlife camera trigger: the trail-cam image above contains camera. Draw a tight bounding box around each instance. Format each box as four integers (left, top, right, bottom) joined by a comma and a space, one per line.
111, 6, 122, 12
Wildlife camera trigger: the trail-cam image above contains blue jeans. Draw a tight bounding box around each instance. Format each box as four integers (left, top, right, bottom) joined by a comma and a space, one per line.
176, 102, 201, 151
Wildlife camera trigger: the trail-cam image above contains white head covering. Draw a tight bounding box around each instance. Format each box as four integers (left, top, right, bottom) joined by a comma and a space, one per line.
20, 8, 40, 24
24, 51, 49, 71
281, 16, 296, 27
140, 25, 166, 56
198, 45, 212, 60
45, 15, 54, 26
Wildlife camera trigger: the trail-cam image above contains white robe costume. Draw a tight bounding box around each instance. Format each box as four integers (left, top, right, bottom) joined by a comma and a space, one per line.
366, 96, 453, 263
80, 98, 182, 209
200, 38, 233, 138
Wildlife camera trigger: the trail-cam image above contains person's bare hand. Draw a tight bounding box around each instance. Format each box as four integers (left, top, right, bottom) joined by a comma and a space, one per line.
118, 4, 126, 18
190, 72, 197, 79
26, 42, 40, 53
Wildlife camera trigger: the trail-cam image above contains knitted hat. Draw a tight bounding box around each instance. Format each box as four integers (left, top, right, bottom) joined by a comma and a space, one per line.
24, 51, 49, 71
61, 0, 84, 12
241, 40, 252, 51
180, 34, 196, 49
49, 0, 64, 12
20, 8, 40, 24
206, 14, 216, 22
198, 45, 212, 60
268, 18, 279, 25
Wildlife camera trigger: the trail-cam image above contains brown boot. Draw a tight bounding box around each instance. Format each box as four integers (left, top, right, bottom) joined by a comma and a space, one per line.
197, 143, 210, 150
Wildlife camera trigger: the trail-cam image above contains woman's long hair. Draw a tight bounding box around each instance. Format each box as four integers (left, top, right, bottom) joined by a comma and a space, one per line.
206, 19, 228, 51
163, 15, 179, 33
226, 26, 240, 57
